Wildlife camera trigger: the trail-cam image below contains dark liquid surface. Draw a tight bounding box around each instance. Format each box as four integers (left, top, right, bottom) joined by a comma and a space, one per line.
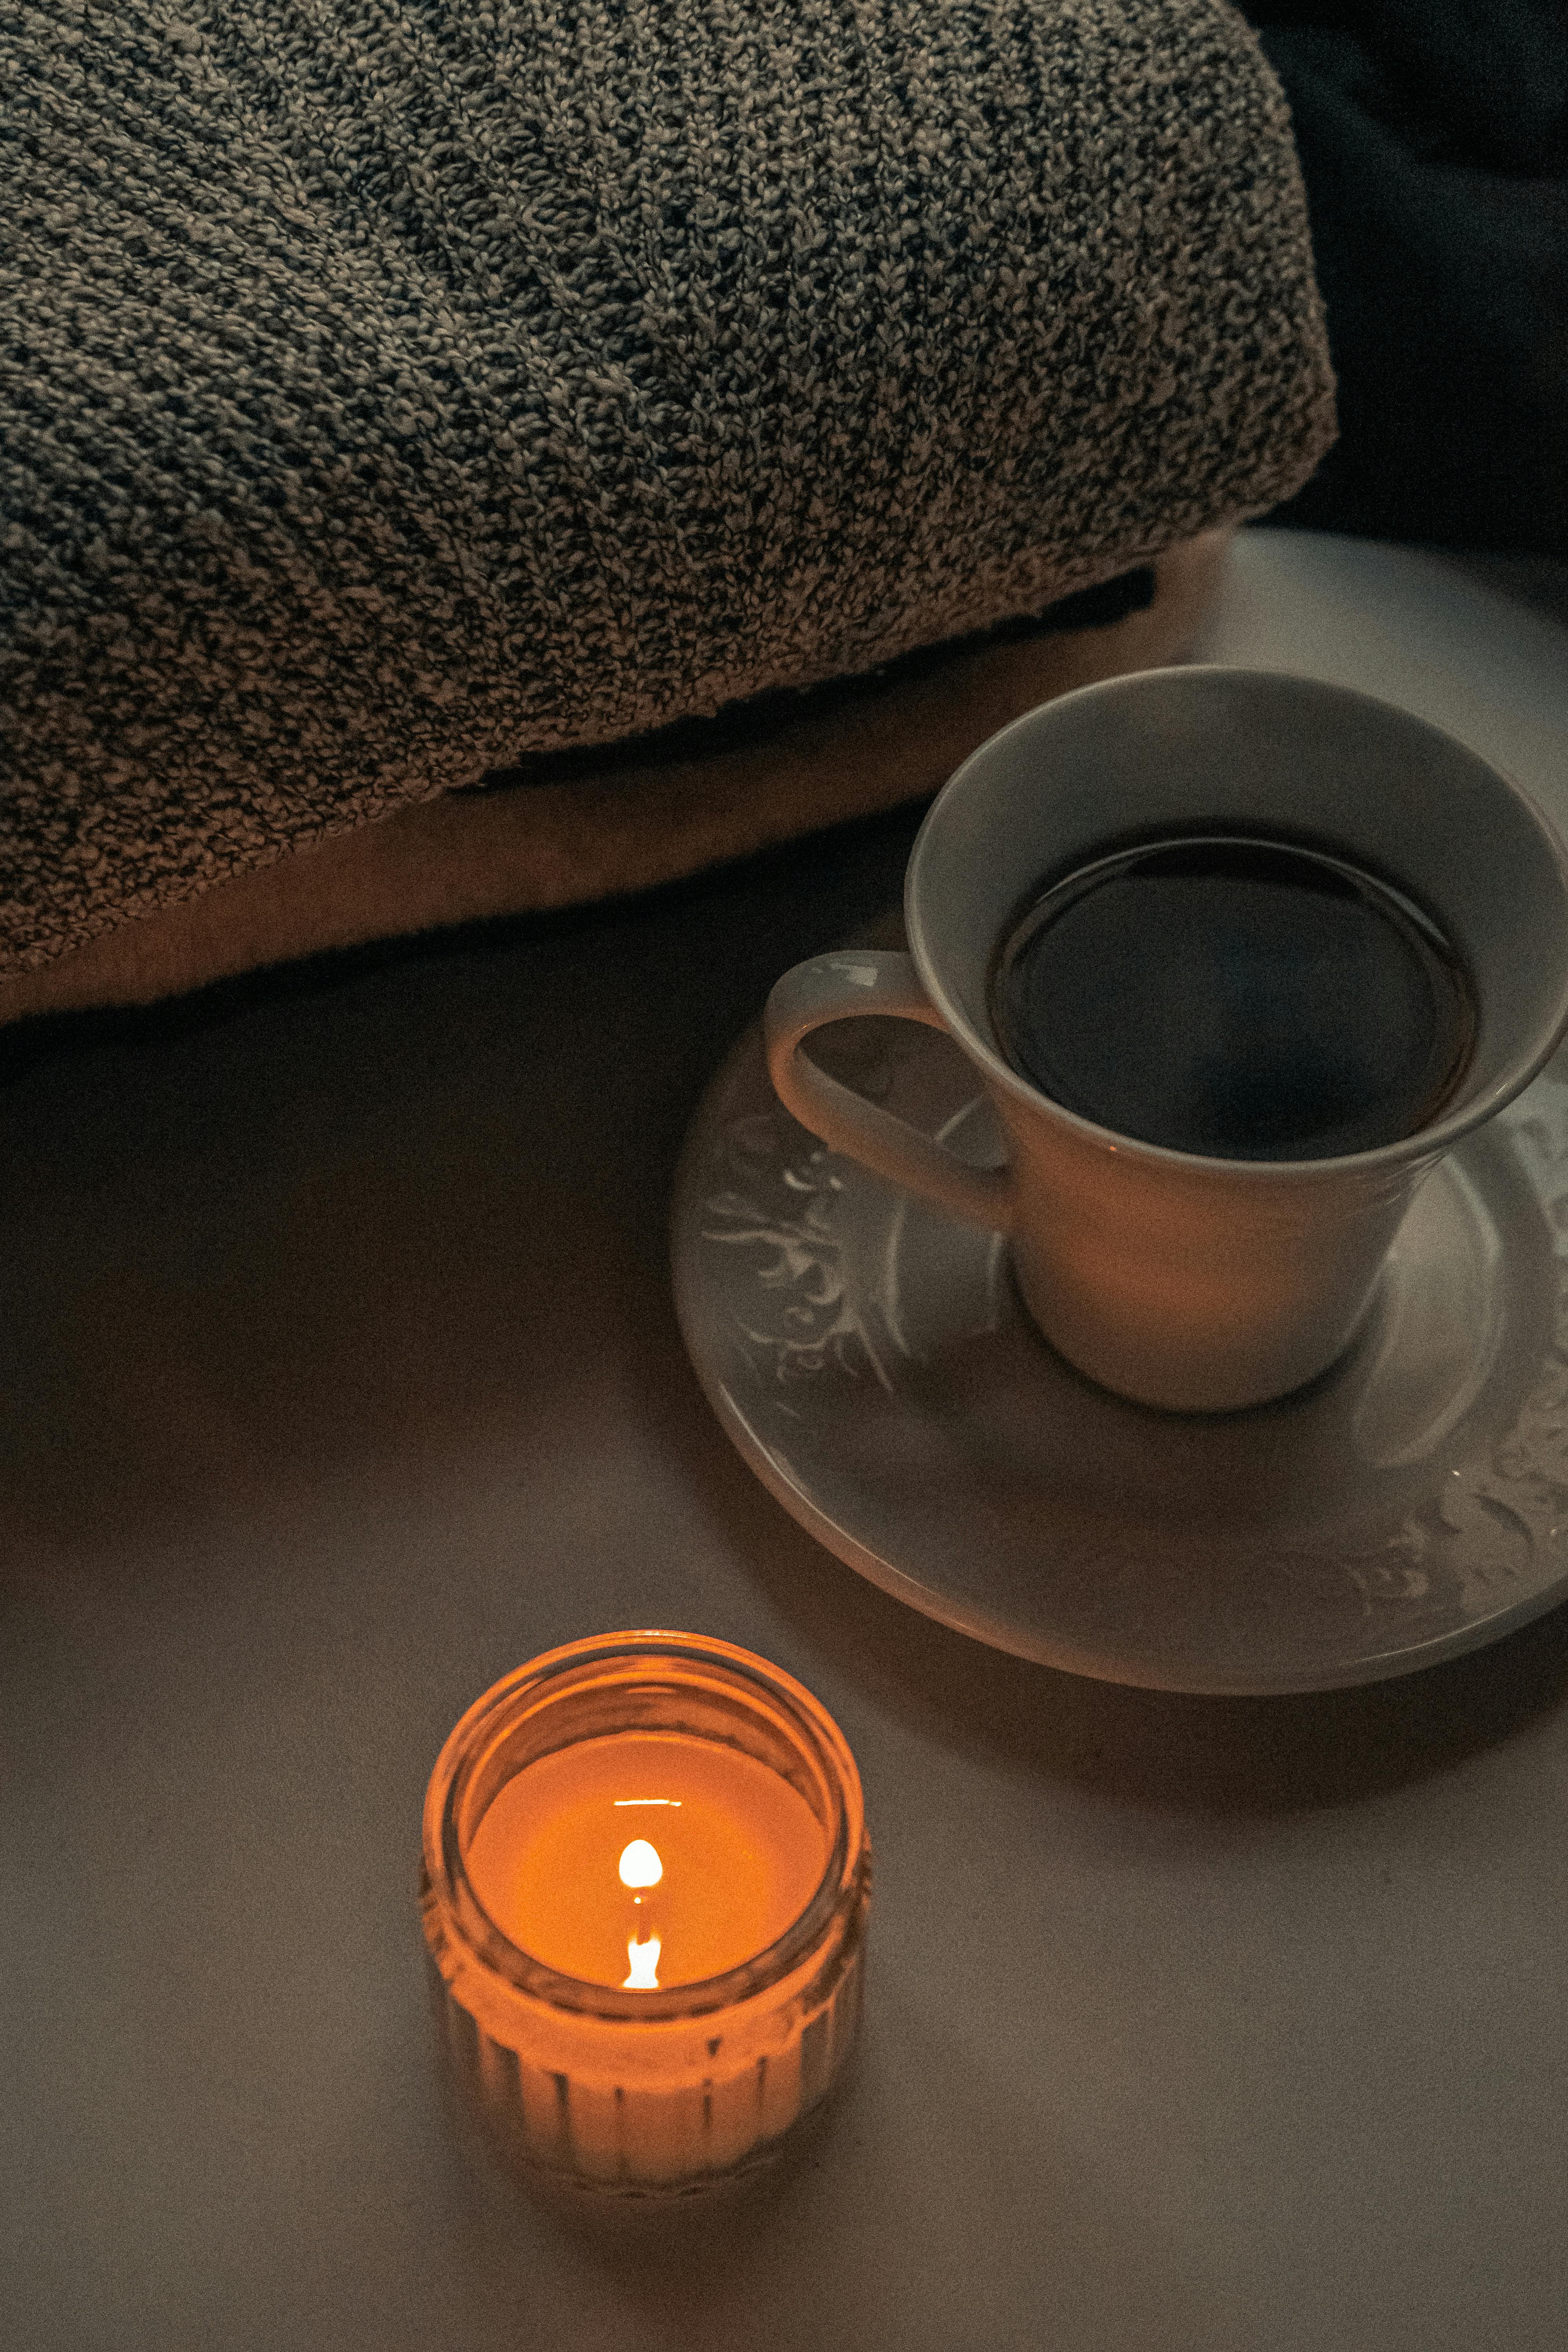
989, 834, 1477, 1160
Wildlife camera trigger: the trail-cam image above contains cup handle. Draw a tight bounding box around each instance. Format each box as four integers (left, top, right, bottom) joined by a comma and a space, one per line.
764, 950, 1016, 1233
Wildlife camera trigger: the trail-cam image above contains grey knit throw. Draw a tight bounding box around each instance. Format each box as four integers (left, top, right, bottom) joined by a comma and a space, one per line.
2, 1, 1334, 976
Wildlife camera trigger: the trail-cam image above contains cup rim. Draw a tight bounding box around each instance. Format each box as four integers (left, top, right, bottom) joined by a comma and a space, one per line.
905, 664, 1568, 1183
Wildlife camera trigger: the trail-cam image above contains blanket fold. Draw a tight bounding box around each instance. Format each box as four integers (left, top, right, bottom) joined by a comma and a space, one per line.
2, 0, 1335, 978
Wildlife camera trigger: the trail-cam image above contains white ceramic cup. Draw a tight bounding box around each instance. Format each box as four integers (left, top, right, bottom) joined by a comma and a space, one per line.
765, 666, 1568, 1412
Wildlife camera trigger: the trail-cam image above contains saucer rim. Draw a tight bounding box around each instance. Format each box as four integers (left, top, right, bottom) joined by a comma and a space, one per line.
671, 1018, 1568, 1697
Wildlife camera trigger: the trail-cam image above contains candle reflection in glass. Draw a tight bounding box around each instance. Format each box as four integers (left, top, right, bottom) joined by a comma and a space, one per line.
421, 1632, 871, 2195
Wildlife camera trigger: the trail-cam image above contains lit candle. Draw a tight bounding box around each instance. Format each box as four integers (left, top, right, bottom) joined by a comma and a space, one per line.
464, 1734, 829, 1989
421, 1633, 870, 2194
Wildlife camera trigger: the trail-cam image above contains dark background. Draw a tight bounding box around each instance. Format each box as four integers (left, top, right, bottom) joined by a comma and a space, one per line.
1241, 0, 1568, 556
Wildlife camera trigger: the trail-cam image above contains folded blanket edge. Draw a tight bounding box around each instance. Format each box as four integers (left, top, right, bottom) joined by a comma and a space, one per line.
0, 528, 1233, 1030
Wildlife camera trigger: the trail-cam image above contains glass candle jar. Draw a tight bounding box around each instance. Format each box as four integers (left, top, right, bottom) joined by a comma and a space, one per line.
419, 1632, 871, 2195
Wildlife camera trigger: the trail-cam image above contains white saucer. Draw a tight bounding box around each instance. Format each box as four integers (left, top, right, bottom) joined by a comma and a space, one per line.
672, 1005, 1568, 1694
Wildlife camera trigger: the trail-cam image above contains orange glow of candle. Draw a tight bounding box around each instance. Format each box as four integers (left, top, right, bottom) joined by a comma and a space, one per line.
420, 1633, 871, 2195
464, 1732, 829, 1988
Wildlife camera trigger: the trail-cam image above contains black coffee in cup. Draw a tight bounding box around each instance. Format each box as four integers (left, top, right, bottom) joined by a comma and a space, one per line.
988, 833, 1478, 1160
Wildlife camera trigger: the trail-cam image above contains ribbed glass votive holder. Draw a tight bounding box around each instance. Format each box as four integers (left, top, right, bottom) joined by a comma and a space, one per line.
419, 1632, 871, 2196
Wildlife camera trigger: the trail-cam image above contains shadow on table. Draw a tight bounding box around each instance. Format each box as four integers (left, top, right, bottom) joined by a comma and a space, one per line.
432, 2018, 1168, 2352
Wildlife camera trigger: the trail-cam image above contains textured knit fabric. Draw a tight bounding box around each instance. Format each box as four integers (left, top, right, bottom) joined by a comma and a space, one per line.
1, 1, 1335, 976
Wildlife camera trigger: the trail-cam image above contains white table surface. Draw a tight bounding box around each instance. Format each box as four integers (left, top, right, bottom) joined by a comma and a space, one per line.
4, 530, 1568, 2352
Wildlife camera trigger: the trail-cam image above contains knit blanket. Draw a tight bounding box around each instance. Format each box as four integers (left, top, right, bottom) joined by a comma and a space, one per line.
2, 2, 1334, 980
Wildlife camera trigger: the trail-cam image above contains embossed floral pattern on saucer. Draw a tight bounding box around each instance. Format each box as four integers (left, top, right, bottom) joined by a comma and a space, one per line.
673, 1011, 1568, 1695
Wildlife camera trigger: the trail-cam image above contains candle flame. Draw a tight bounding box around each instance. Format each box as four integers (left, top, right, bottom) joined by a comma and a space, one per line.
618, 1838, 663, 1888
623, 1931, 661, 1989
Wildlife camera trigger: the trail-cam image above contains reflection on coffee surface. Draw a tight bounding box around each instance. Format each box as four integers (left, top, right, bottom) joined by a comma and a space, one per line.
989, 834, 1477, 1160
